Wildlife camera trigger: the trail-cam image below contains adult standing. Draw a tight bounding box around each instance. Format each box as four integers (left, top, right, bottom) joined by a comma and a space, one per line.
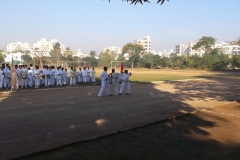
98, 67, 112, 98
111, 69, 122, 96
119, 70, 132, 95
91, 68, 96, 82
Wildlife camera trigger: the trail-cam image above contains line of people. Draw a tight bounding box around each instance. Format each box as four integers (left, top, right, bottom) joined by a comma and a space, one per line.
98, 67, 132, 98
0, 63, 96, 89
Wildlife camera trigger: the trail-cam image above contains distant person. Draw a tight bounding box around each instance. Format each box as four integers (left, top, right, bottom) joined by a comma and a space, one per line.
91, 68, 96, 82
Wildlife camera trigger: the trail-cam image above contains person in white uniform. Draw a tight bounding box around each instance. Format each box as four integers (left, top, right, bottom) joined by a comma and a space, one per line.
119, 70, 132, 95
98, 67, 112, 98
3, 64, 10, 88
69, 67, 76, 86
34, 66, 40, 88
0, 66, 3, 89
41, 66, 46, 85
91, 68, 96, 82
77, 68, 82, 83
64, 69, 68, 84
44, 66, 51, 87
86, 67, 90, 82
111, 69, 123, 96
21, 65, 28, 89
82, 67, 87, 83
56, 67, 62, 86
27, 67, 33, 87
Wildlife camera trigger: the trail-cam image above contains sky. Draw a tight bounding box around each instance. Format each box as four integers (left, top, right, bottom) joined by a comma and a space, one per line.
0, 0, 240, 54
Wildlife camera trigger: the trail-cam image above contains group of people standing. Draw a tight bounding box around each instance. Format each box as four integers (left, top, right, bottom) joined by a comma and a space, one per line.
0, 63, 96, 90
98, 67, 132, 98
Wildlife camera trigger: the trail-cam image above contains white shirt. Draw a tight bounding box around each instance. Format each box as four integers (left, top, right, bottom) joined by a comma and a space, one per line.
122, 73, 130, 82
0, 69, 4, 77
34, 69, 40, 77
99, 71, 108, 82
82, 70, 86, 76
28, 70, 33, 76
112, 73, 122, 82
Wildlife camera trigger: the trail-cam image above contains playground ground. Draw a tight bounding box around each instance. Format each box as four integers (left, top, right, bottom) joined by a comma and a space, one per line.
0, 70, 239, 159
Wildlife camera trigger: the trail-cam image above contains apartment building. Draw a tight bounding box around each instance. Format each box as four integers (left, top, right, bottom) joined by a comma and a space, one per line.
134, 36, 151, 53
103, 45, 122, 60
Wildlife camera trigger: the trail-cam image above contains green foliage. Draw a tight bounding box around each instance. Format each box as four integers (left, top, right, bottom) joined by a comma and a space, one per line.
90, 51, 97, 58
0, 51, 5, 63
21, 54, 33, 65
192, 36, 216, 53
50, 42, 62, 63
99, 52, 115, 67
232, 55, 240, 67
82, 57, 98, 67
63, 47, 73, 57
142, 53, 155, 69
122, 43, 144, 68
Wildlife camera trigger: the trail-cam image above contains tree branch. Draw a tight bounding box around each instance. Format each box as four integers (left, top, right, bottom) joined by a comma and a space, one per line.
107, 0, 169, 5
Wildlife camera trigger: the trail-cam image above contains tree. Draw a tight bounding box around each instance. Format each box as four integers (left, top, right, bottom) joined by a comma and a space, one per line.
122, 43, 144, 68
108, 0, 169, 5
21, 54, 33, 65
32, 48, 46, 69
142, 53, 155, 69
63, 47, 73, 57
82, 57, 98, 67
232, 55, 240, 67
0, 51, 5, 63
99, 51, 115, 67
50, 42, 62, 63
90, 51, 97, 58
192, 36, 216, 53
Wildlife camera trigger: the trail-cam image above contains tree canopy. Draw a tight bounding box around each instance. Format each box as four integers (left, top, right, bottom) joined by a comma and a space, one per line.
192, 36, 216, 53
107, 0, 169, 5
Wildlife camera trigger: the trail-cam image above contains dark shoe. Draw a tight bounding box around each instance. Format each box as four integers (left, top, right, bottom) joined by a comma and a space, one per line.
126, 93, 131, 95
107, 94, 113, 97
119, 93, 121, 95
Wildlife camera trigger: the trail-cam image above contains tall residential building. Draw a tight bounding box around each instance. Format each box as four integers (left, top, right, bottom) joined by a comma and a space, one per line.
75, 49, 89, 58
6, 38, 66, 54
134, 36, 151, 53
103, 45, 122, 60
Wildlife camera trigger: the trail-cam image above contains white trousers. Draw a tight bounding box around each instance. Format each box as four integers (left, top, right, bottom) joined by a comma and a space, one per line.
70, 77, 76, 85
82, 76, 86, 83
35, 76, 40, 87
120, 81, 130, 94
114, 82, 120, 95
91, 76, 95, 82
65, 76, 68, 84
78, 75, 82, 82
0, 76, 3, 88
45, 77, 50, 86
86, 75, 90, 82
28, 76, 33, 87
21, 79, 27, 88
50, 76, 55, 86
98, 80, 111, 96
57, 76, 62, 86
42, 78, 45, 84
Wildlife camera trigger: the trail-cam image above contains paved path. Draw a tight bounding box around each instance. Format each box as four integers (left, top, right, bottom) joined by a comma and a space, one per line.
0, 77, 239, 159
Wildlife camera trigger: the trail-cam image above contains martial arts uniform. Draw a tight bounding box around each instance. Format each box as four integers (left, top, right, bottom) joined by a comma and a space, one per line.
27, 69, 33, 87
21, 68, 28, 89
77, 69, 82, 83
50, 68, 55, 86
91, 69, 96, 82
86, 68, 90, 82
34, 69, 40, 88
56, 69, 62, 86
64, 70, 68, 84
44, 68, 50, 86
70, 69, 75, 85
112, 72, 122, 95
98, 70, 111, 97
119, 73, 131, 94
82, 69, 87, 83
0, 69, 3, 89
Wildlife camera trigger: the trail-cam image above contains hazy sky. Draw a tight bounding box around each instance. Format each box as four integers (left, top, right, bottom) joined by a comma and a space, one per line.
1, 0, 239, 54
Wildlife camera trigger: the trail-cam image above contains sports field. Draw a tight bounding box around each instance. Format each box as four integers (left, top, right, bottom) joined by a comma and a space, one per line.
1, 69, 240, 159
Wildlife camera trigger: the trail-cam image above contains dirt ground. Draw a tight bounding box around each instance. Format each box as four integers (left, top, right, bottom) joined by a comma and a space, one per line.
18, 102, 240, 160
0, 70, 240, 160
